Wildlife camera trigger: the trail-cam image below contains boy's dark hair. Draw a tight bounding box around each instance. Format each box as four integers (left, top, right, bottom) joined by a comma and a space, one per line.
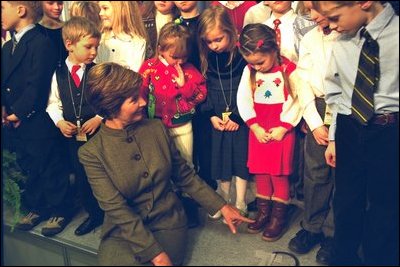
86, 63, 143, 120
62, 16, 101, 45
8, 1, 43, 23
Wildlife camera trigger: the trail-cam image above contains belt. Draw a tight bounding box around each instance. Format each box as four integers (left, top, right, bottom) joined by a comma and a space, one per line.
370, 112, 398, 125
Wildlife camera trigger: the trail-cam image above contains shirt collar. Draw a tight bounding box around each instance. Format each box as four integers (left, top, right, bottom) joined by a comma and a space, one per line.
65, 57, 86, 72
356, 3, 395, 45
158, 56, 169, 66
270, 9, 295, 24
14, 24, 35, 42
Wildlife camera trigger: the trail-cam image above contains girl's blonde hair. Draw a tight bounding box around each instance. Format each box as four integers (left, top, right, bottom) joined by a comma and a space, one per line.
239, 23, 293, 97
101, 1, 147, 41
157, 21, 191, 59
197, 5, 238, 76
69, 1, 101, 29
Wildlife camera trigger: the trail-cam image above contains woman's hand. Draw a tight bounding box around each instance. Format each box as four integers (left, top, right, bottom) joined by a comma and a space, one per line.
220, 204, 255, 234
151, 252, 173, 266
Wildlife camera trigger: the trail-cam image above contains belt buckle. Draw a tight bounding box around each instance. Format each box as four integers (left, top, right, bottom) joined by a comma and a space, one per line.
381, 113, 390, 125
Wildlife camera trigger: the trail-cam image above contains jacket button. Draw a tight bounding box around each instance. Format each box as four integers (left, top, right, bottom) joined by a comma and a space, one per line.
126, 137, 133, 143
6, 88, 11, 92
143, 172, 149, 178
134, 154, 141, 161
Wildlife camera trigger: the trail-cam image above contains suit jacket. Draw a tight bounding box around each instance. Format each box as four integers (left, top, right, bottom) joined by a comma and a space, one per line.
78, 119, 225, 263
1, 26, 59, 140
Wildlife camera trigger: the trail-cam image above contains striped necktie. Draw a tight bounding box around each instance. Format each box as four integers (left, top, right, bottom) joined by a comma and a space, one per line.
11, 34, 18, 55
351, 28, 379, 125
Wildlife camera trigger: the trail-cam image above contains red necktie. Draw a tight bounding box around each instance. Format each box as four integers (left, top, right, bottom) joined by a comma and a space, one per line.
71, 65, 81, 88
273, 19, 281, 48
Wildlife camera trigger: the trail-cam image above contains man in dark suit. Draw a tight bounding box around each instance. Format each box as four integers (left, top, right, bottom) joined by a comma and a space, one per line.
1, 1, 72, 236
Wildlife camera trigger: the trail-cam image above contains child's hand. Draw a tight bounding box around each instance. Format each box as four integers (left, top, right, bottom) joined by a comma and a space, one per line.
211, 116, 225, 131
81, 116, 102, 135
57, 120, 77, 138
172, 63, 185, 87
312, 125, 329, 146
268, 126, 288, 142
224, 119, 239, 132
250, 124, 270, 143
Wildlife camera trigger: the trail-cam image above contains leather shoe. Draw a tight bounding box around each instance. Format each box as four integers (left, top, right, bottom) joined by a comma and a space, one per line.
288, 229, 324, 254
316, 237, 333, 265
74, 217, 103, 236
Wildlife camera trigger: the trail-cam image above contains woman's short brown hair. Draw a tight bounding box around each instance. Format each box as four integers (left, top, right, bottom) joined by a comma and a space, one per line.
86, 63, 143, 119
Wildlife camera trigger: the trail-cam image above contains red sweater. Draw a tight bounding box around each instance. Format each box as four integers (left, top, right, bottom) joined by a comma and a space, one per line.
211, 1, 257, 33
139, 58, 207, 128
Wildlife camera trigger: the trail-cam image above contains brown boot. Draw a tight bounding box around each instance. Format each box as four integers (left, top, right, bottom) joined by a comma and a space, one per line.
262, 201, 288, 241
247, 198, 272, 234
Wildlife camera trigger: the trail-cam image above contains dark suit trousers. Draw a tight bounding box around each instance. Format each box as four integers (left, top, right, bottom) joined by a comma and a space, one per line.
68, 138, 103, 219
11, 129, 73, 217
333, 114, 399, 266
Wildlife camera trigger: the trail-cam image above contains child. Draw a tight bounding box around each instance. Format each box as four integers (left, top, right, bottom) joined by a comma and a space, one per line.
142, 1, 178, 59
237, 23, 302, 242
287, 2, 338, 265
139, 21, 206, 166
46, 16, 104, 236
263, 1, 298, 63
139, 21, 207, 229
37, 1, 68, 68
198, 5, 250, 218
316, 2, 399, 265
1, 1, 73, 236
96, 1, 148, 71
69, 1, 102, 30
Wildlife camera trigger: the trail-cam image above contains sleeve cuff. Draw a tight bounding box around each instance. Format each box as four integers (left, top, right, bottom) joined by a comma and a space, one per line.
133, 241, 164, 264
245, 117, 257, 127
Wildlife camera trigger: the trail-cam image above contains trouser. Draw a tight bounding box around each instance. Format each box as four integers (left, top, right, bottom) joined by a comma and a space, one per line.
302, 99, 334, 237
68, 139, 103, 219
333, 114, 399, 266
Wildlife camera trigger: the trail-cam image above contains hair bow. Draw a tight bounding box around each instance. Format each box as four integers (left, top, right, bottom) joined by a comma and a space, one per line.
256, 39, 264, 48
236, 41, 241, 48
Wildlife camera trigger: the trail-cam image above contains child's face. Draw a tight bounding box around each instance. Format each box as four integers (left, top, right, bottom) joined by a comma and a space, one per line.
67, 36, 100, 65
99, 1, 114, 29
42, 1, 63, 20
264, 1, 292, 14
204, 26, 230, 53
1, 2, 20, 31
174, 1, 197, 13
319, 2, 368, 34
243, 51, 278, 73
303, 1, 329, 29
159, 45, 187, 66
154, 1, 175, 15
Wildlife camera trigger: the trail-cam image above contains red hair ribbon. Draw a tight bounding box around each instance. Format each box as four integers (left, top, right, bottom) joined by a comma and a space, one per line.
256, 39, 264, 48
236, 41, 241, 48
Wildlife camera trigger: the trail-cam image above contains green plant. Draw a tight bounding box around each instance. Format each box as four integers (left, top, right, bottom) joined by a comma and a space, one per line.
2, 149, 27, 230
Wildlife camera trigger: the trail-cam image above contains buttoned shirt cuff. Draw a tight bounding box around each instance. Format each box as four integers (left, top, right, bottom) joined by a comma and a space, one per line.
303, 105, 324, 132
245, 117, 257, 127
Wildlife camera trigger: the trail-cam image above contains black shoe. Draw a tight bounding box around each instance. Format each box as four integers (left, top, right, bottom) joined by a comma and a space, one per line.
74, 216, 103, 236
316, 237, 334, 265
288, 229, 324, 254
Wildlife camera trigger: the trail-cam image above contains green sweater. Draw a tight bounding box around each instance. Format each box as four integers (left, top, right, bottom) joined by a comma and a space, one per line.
78, 119, 225, 263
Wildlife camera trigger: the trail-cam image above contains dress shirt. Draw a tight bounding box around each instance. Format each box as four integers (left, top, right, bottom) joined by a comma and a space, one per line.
325, 4, 399, 140
13, 24, 36, 42
264, 9, 298, 63
297, 27, 339, 131
46, 58, 87, 125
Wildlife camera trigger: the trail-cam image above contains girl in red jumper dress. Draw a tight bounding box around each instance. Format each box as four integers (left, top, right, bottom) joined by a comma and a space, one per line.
237, 23, 302, 242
